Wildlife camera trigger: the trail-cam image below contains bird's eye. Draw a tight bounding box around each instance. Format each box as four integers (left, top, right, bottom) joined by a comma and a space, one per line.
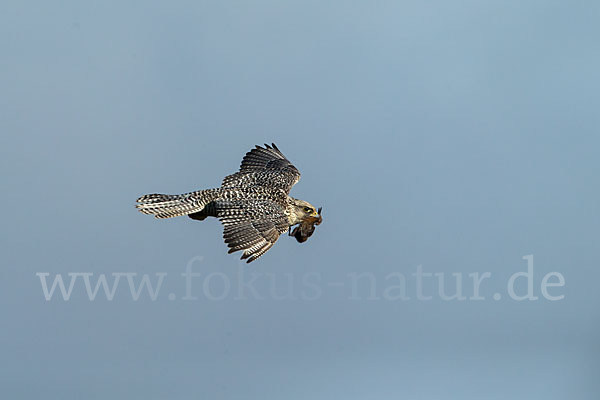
304, 207, 312, 213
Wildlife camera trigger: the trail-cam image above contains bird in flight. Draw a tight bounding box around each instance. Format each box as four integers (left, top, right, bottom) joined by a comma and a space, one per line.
136, 143, 322, 263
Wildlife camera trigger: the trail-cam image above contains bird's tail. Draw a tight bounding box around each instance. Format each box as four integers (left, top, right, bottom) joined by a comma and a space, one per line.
136, 189, 221, 219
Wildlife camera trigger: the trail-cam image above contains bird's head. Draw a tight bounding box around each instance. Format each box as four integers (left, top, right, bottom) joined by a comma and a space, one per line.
289, 198, 320, 221
288, 198, 323, 243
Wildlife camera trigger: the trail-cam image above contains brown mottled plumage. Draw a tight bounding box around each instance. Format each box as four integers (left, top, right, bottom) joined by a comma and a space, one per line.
136, 143, 322, 263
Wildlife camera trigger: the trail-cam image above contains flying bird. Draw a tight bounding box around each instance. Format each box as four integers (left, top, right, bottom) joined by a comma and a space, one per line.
136, 143, 322, 263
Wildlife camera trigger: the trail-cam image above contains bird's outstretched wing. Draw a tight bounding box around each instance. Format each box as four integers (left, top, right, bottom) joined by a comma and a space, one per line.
221, 143, 301, 195
216, 199, 290, 263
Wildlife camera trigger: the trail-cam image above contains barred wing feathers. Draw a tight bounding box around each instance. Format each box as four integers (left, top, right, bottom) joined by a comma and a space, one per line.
221, 143, 301, 195
216, 199, 289, 263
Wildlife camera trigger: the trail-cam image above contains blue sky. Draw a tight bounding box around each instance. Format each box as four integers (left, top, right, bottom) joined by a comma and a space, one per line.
1, 1, 599, 399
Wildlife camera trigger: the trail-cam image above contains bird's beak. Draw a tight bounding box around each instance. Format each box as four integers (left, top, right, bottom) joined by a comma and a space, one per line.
313, 207, 323, 221
311, 210, 320, 217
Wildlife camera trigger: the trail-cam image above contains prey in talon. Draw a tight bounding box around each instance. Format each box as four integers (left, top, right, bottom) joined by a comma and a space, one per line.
290, 207, 323, 243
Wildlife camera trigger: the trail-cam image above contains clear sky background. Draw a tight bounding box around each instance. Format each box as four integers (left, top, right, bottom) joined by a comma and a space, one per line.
1, 1, 599, 399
